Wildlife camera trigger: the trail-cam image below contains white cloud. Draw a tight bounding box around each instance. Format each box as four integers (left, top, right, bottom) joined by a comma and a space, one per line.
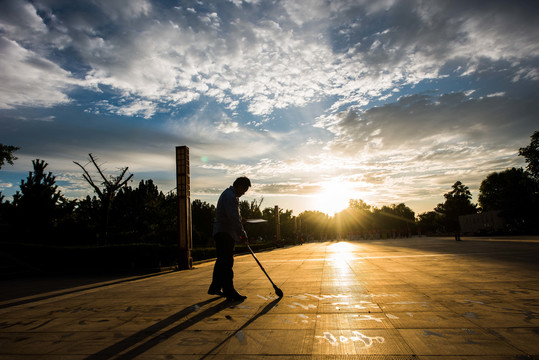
92, 0, 152, 20
486, 92, 505, 98
0, 182, 14, 190
282, 0, 328, 27
0, 0, 48, 40
91, 99, 158, 119
324, 92, 538, 155
0, 37, 78, 109
14, 115, 55, 122
216, 120, 240, 134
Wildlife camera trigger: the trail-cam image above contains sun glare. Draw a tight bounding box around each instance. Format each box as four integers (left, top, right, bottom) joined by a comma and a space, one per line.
328, 241, 356, 269
314, 180, 356, 216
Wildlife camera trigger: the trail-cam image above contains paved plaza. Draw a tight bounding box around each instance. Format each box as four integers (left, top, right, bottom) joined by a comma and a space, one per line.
1, 236, 538, 359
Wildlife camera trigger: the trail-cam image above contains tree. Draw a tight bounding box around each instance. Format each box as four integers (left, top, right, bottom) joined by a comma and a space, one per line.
519, 130, 539, 179
74, 154, 133, 245
72, 195, 102, 244
349, 199, 372, 212
238, 198, 266, 241
334, 199, 374, 237
278, 208, 296, 242
0, 144, 19, 202
191, 199, 215, 247
298, 210, 331, 240
239, 197, 264, 220
254, 206, 297, 243
111, 179, 176, 244
375, 203, 415, 237
417, 211, 444, 235
12, 159, 64, 240
435, 181, 477, 240
0, 144, 19, 170
479, 167, 539, 232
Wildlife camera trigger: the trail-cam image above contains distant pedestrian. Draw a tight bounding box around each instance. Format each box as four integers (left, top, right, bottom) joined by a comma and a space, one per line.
208, 177, 251, 301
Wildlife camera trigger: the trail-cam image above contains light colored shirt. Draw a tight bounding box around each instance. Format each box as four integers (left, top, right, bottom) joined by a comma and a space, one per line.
213, 186, 247, 241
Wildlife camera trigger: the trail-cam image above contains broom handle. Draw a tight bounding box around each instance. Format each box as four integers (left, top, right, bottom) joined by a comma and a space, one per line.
247, 245, 276, 286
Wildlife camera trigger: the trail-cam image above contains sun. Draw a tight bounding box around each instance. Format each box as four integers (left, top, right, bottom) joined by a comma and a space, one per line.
314, 180, 356, 216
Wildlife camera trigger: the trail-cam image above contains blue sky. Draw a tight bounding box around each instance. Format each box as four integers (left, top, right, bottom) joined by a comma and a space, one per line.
1, 0, 538, 216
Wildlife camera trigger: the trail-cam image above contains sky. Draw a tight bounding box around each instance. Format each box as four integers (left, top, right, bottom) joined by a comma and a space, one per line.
1, 0, 538, 217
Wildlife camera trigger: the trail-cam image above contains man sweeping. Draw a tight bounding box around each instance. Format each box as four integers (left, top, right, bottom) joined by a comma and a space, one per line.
208, 177, 251, 301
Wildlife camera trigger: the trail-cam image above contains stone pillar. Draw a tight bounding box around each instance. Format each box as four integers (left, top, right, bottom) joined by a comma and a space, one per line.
275, 205, 281, 242
176, 146, 192, 270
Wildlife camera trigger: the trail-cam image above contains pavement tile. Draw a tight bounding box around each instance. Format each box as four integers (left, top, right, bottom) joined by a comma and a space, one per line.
0, 317, 73, 332
120, 356, 200, 360
418, 356, 534, 360
0, 356, 89, 360
488, 327, 539, 355
263, 296, 319, 314
240, 313, 317, 330
397, 328, 526, 356
203, 357, 407, 360
52, 330, 153, 355
384, 311, 478, 329
217, 329, 315, 355
0, 331, 71, 355
112, 315, 186, 332
461, 309, 539, 328
440, 296, 537, 315
313, 329, 413, 355
315, 313, 395, 329
45, 316, 130, 332
378, 300, 452, 313
130, 329, 233, 356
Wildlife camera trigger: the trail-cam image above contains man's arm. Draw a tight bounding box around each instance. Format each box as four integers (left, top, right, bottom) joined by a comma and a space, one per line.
224, 190, 248, 242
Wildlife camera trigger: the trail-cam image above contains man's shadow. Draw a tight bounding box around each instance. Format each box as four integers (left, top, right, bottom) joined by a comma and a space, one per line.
85, 296, 282, 360
199, 297, 282, 359
84, 296, 227, 360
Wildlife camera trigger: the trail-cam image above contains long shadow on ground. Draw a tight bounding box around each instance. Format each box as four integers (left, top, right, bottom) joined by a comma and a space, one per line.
198, 297, 282, 360
85, 296, 226, 360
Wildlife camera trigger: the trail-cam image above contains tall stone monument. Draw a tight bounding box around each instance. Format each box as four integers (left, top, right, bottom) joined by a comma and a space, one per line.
176, 146, 193, 270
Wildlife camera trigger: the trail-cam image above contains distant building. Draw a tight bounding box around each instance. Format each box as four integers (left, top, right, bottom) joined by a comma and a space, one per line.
459, 211, 505, 234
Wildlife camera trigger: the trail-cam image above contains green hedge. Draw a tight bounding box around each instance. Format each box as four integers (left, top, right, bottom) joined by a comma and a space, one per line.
1, 243, 177, 274
1, 241, 280, 275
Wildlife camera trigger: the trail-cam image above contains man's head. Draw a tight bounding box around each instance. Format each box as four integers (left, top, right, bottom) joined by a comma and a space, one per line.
233, 176, 251, 197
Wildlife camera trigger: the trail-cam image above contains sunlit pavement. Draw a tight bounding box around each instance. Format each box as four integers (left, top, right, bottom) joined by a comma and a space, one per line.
1, 236, 538, 359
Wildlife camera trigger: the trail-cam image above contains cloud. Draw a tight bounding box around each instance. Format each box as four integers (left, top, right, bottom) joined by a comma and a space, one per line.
90, 99, 158, 119
164, 108, 279, 163
322, 91, 538, 154
0, 37, 79, 109
92, 0, 152, 20
0, 0, 48, 40
216, 120, 239, 134
0, 182, 14, 190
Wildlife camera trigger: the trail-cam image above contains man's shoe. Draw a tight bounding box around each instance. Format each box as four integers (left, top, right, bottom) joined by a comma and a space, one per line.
225, 291, 247, 301
208, 288, 224, 296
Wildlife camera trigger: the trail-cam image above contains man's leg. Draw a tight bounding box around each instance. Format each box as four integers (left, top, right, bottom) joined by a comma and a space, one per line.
209, 232, 246, 300
208, 232, 235, 296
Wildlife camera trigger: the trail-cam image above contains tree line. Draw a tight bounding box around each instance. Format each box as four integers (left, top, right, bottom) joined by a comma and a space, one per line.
0, 131, 538, 248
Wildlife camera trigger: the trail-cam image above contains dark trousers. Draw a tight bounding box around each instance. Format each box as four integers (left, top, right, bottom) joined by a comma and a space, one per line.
209, 232, 235, 294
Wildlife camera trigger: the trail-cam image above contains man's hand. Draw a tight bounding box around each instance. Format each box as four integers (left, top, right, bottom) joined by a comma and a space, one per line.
240, 234, 249, 245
